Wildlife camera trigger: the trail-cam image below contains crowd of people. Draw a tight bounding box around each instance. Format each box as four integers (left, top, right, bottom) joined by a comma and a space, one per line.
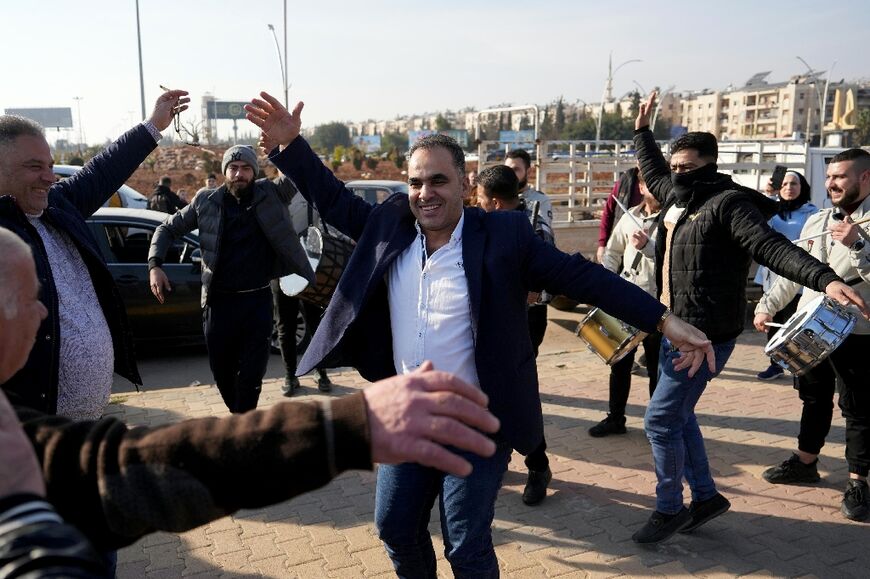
1, 87, 869, 577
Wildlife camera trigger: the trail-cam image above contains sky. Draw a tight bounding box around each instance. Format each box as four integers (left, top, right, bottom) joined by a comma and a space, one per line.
1, 0, 866, 145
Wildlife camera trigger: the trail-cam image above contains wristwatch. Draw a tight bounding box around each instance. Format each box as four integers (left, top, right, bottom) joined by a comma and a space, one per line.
656, 308, 672, 332
849, 238, 866, 252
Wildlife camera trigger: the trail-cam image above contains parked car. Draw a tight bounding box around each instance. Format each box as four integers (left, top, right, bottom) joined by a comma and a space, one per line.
345, 180, 408, 205
54, 165, 149, 209
86, 208, 311, 350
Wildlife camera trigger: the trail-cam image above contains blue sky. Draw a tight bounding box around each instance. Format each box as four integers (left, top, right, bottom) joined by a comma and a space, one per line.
1, 0, 864, 144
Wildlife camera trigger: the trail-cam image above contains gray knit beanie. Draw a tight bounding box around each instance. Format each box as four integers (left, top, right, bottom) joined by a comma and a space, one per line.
221, 145, 259, 175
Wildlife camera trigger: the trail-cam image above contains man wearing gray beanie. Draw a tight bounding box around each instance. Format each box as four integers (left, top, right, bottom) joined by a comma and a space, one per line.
147, 144, 315, 413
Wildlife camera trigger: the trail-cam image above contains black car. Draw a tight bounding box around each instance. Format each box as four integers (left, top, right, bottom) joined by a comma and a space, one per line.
346, 180, 408, 205
86, 208, 311, 350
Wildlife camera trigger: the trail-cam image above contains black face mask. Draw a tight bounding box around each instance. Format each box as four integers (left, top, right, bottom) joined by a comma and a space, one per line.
671, 163, 718, 205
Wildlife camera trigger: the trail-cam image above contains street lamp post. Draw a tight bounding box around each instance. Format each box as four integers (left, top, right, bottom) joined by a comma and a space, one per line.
796, 56, 836, 145
595, 53, 642, 150
73, 96, 84, 154
267, 1, 290, 108
135, 0, 146, 121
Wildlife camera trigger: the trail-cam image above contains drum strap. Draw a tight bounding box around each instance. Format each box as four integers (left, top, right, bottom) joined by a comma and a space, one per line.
845, 277, 864, 287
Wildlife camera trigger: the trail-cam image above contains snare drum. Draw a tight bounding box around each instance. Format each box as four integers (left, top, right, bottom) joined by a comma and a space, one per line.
764, 295, 856, 376
576, 308, 647, 365
279, 226, 355, 308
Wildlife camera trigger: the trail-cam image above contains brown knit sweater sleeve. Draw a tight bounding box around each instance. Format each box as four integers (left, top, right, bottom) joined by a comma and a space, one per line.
16, 393, 371, 550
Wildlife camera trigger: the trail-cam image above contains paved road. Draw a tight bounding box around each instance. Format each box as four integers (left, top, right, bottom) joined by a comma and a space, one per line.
108, 306, 869, 578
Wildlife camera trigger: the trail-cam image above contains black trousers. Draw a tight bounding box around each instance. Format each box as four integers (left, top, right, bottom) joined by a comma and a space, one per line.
816, 333, 870, 477
271, 284, 324, 376
608, 332, 662, 418
204, 288, 273, 413
794, 333, 870, 477
525, 304, 549, 471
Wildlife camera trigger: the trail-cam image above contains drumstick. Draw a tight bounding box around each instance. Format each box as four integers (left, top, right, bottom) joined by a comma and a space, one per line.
764, 322, 786, 328
793, 214, 870, 244
612, 196, 649, 238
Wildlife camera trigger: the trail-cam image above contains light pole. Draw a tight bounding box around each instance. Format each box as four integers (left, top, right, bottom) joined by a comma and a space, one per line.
73, 96, 84, 154
267, 0, 289, 108
796, 56, 835, 145
595, 53, 642, 150
135, 0, 146, 121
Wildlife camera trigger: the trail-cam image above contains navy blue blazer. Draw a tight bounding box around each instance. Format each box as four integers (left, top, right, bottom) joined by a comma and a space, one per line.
271, 138, 665, 453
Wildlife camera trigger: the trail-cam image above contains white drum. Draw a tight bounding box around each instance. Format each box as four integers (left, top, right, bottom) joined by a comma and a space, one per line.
764, 295, 856, 376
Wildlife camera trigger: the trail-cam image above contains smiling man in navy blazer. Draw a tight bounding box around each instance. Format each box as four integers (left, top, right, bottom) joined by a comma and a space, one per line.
247, 92, 714, 578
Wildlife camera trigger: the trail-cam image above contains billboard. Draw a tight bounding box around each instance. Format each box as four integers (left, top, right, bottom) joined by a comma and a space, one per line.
205, 101, 248, 120
498, 130, 535, 144
352, 135, 381, 153
408, 129, 469, 148
4, 107, 73, 128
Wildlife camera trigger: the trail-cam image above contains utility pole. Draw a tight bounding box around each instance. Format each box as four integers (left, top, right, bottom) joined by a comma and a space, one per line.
73, 96, 84, 154
135, 0, 146, 121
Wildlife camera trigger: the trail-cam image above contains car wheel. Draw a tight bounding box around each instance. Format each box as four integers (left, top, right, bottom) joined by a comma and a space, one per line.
270, 302, 312, 354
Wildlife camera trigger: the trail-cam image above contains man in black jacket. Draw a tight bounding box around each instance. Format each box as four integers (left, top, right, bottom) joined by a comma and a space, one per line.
0, 89, 189, 420
148, 145, 316, 413
629, 92, 867, 544
148, 175, 186, 213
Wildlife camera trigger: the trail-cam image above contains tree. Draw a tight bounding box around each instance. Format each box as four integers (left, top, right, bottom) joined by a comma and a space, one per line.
853, 109, 870, 147
434, 114, 452, 131
380, 132, 408, 156
539, 107, 555, 140
310, 122, 351, 153
518, 115, 532, 131
554, 97, 566, 135
628, 91, 641, 120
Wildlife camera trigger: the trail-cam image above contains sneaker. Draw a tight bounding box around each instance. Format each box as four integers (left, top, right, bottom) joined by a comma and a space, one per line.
680, 492, 731, 533
316, 370, 333, 393
281, 376, 300, 397
632, 508, 692, 544
841, 479, 869, 521
756, 364, 784, 380
588, 415, 627, 438
762, 454, 820, 484
522, 467, 552, 506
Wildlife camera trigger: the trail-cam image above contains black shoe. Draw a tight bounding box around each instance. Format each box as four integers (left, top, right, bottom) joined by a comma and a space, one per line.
522, 467, 552, 505
281, 376, 300, 397
756, 364, 784, 380
762, 454, 820, 484
632, 508, 691, 544
316, 370, 333, 393
841, 479, 869, 521
588, 415, 627, 438
680, 492, 731, 533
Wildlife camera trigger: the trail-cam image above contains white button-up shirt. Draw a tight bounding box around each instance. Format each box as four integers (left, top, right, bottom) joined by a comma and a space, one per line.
387, 213, 480, 387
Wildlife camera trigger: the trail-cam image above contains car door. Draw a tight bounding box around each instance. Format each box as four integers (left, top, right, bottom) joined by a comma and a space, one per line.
88, 218, 203, 346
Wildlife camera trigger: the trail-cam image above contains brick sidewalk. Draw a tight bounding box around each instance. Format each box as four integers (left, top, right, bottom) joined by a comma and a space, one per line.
108, 311, 869, 578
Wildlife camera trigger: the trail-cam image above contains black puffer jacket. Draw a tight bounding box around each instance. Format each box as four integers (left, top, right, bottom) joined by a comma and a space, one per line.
634, 127, 840, 343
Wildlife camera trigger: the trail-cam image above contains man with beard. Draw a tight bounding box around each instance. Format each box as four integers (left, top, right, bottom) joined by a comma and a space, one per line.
754, 148, 870, 521
631, 92, 867, 543
148, 145, 315, 413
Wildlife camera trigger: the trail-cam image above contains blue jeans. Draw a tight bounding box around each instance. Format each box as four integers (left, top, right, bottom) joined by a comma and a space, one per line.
644, 338, 735, 514
374, 443, 512, 579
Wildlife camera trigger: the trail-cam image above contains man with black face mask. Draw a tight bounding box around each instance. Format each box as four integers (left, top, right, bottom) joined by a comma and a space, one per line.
629, 92, 867, 544
148, 145, 315, 413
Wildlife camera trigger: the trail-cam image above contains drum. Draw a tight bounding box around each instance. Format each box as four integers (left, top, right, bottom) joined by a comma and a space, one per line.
576, 307, 647, 365
764, 295, 856, 376
279, 226, 355, 308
